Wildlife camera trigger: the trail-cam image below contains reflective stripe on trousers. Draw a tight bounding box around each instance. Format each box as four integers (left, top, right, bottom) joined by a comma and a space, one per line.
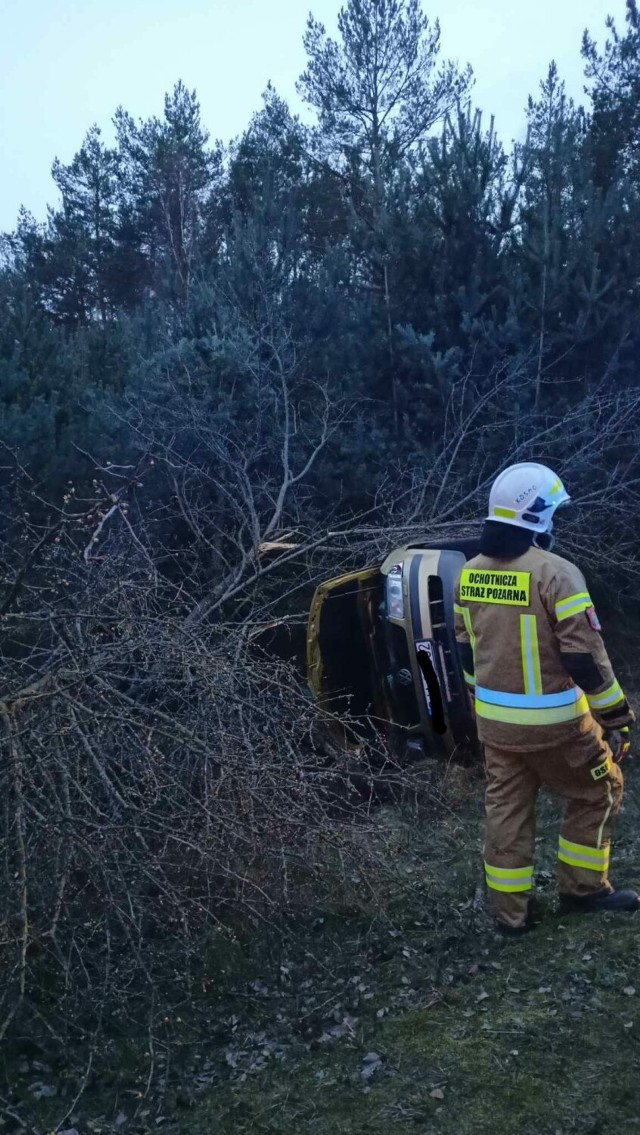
558, 836, 610, 872
484, 861, 533, 893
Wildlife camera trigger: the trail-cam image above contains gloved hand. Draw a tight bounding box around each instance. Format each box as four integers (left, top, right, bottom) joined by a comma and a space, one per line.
605, 727, 631, 763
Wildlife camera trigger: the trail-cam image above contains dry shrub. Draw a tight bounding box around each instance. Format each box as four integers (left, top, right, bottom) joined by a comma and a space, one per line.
0, 499, 396, 1056
3, 361, 640, 1064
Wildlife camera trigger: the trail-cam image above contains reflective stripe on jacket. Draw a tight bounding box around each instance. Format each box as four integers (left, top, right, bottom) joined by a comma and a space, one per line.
454, 547, 634, 753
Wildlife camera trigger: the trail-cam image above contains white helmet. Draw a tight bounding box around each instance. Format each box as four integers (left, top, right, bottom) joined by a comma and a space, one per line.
488, 463, 570, 533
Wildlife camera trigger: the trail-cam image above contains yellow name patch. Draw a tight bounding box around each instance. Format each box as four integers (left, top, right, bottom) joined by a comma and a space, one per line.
459, 569, 531, 607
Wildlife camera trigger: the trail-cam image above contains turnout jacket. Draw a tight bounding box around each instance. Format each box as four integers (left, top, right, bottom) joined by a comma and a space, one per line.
454, 546, 634, 754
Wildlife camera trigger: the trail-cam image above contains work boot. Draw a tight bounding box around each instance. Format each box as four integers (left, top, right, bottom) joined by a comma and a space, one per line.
496, 895, 542, 936
497, 921, 529, 938
559, 888, 640, 914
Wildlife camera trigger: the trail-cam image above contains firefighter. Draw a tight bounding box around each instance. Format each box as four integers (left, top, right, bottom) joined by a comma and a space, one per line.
454, 462, 638, 933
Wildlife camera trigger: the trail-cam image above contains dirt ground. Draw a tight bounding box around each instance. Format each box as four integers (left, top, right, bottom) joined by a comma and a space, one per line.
165, 754, 640, 1135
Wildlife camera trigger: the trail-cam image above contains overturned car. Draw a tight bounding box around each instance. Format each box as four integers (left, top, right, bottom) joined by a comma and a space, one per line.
307, 538, 482, 764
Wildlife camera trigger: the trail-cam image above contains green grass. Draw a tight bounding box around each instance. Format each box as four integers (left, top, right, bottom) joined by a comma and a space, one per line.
11, 760, 640, 1134
169, 769, 640, 1135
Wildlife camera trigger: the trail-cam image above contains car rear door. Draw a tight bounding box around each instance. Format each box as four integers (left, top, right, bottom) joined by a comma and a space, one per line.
307, 566, 390, 746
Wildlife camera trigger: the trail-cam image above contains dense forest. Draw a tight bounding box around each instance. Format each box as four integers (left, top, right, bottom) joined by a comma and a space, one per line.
2, 0, 640, 528
1, 0, 640, 1123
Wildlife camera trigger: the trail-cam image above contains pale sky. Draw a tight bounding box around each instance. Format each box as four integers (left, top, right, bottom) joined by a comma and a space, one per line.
0, 0, 625, 232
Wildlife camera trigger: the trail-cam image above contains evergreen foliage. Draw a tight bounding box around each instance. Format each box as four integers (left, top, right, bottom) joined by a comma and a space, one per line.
2, 2, 640, 1094
1, 0, 639, 515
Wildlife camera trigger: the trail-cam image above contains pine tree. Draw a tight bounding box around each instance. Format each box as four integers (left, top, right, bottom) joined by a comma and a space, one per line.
48, 126, 120, 322
583, 0, 640, 188
115, 82, 221, 304
298, 0, 471, 177
298, 0, 472, 438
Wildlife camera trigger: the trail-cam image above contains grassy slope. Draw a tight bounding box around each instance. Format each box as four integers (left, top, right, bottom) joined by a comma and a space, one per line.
171, 763, 640, 1135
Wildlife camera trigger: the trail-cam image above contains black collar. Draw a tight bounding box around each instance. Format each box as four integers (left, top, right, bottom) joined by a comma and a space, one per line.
479, 521, 534, 560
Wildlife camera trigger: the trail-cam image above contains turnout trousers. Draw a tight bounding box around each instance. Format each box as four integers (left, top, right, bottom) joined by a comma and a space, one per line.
483, 737, 624, 929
